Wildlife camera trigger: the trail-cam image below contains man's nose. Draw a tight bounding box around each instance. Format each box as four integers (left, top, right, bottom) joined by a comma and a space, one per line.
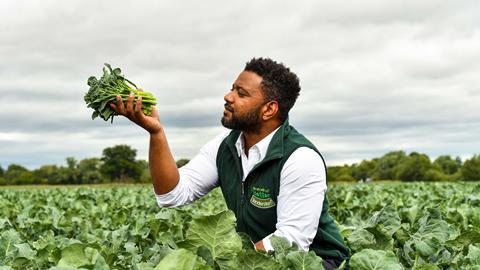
224, 91, 234, 103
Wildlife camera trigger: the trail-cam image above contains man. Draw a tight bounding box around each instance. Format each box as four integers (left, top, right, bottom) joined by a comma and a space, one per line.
110, 58, 349, 269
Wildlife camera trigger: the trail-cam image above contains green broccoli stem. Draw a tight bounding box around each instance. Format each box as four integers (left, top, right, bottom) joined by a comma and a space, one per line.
112, 90, 156, 104
118, 95, 156, 104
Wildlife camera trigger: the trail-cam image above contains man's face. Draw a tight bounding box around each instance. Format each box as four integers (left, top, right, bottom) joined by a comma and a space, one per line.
221, 71, 266, 132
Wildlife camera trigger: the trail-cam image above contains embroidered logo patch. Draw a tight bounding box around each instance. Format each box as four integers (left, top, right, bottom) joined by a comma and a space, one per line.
250, 186, 276, 209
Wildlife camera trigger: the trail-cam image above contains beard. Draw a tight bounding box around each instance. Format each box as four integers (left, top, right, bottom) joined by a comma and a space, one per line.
221, 103, 262, 132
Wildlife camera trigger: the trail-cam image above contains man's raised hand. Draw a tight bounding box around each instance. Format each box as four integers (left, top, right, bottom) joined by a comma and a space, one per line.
110, 91, 162, 135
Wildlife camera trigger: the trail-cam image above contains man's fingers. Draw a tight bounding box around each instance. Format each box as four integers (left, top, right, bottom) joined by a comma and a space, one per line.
150, 106, 160, 120
134, 96, 143, 113
134, 96, 145, 121
111, 93, 159, 131
115, 95, 126, 115
126, 93, 135, 116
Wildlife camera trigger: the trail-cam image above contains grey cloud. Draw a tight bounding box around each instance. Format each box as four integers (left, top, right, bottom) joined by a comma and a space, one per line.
1, 0, 479, 169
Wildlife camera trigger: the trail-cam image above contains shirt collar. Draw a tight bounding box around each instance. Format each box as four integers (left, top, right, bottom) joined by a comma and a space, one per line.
234, 126, 282, 159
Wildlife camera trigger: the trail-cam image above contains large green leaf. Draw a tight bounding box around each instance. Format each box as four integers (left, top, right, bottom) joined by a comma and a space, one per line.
11, 242, 36, 268
285, 250, 324, 270
57, 243, 109, 269
238, 249, 280, 270
270, 235, 299, 255
0, 229, 22, 261
350, 249, 403, 270
181, 210, 242, 269
348, 225, 394, 252
367, 205, 402, 235
269, 235, 324, 270
365, 225, 394, 250
457, 244, 480, 269
411, 264, 439, 270
402, 204, 420, 226
465, 245, 480, 263
445, 229, 480, 251
347, 229, 376, 252
402, 208, 457, 265
154, 249, 210, 270
347, 205, 398, 253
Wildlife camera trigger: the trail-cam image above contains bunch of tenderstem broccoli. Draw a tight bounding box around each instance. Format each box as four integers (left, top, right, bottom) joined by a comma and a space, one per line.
84, 63, 157, 123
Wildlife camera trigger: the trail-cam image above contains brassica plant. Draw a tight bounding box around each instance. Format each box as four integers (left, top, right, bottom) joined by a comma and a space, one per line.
1, 183, 479, 269
84, 63, 157, 122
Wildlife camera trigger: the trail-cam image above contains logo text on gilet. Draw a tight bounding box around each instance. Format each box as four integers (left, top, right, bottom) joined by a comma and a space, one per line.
250, 186, 276, 209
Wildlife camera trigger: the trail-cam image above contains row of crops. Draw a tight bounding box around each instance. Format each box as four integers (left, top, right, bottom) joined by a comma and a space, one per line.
0, 182, 479, 269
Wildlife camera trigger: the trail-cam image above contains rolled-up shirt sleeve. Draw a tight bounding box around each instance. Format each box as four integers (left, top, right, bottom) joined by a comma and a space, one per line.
262, 147, 327, 251
155, 130, 229, 208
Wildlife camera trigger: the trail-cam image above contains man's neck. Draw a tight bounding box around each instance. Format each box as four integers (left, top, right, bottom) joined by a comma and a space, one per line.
242, 121, 282, 154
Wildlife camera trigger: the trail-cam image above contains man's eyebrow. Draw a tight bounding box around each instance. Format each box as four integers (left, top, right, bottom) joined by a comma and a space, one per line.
232, 84, 250, 93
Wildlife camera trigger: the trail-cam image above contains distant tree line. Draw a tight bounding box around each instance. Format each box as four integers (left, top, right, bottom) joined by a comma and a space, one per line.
327, 151, 480, 182
1, 148, 479, 185
0, 145, 151, 185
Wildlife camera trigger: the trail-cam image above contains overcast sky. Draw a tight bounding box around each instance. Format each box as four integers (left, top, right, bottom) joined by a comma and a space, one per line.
1, 0, 479, 169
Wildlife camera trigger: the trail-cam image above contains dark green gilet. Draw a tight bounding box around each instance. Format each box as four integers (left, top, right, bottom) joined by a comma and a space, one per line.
216, 120, 349, 260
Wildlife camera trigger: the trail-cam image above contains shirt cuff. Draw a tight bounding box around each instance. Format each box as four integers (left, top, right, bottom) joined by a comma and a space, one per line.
261, 233, 275, 252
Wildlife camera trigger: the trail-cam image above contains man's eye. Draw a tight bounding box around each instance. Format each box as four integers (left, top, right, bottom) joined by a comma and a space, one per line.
231, 86, 246, 97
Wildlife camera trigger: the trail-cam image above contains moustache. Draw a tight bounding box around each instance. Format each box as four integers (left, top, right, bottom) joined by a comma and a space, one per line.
224, 103, 234, 112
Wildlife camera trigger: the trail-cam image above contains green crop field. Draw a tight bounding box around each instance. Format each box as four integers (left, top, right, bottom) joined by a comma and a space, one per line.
1, 182, 479, 269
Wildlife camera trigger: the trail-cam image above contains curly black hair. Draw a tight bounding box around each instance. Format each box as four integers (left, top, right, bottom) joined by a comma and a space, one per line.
244, 57, 300, 122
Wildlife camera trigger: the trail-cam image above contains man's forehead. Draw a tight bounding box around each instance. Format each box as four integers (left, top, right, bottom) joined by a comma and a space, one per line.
234, 71, 263, 91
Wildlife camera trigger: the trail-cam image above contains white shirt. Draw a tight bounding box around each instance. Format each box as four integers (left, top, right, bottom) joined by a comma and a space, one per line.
155, 127, 327, 251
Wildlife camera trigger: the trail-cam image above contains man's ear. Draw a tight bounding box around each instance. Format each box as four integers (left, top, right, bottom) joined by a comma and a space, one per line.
262, 101, 279, 121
